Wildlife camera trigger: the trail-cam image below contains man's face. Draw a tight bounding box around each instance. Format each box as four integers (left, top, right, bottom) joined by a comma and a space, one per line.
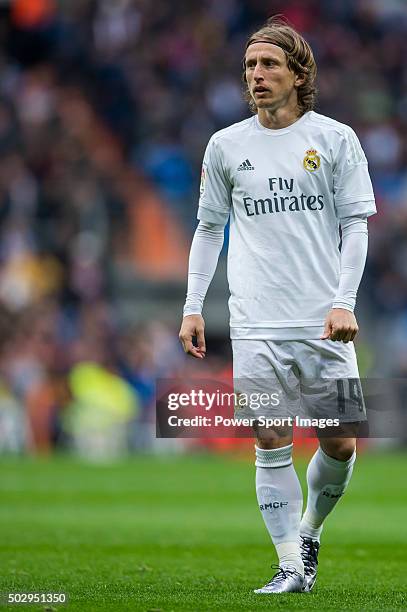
245, 42, 302, 111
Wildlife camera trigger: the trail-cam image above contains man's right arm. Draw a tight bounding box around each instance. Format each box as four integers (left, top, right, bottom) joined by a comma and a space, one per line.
179, 219, 226, 359
179, 135, 231, 358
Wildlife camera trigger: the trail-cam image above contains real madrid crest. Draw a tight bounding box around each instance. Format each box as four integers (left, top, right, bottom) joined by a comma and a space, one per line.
303, 148, 320, 172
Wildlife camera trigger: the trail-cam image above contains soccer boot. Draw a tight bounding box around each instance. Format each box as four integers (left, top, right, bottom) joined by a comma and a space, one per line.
300, 536, 320, 591
254, 566, 307, 594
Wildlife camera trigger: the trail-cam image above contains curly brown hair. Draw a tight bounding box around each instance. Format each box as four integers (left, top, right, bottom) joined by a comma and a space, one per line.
242, 16, 317, 115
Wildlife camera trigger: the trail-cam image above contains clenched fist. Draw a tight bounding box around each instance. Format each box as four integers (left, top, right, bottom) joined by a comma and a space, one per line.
321, 308, 359, 343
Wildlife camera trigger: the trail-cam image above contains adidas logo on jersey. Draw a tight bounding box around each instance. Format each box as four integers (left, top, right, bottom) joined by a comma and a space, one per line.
237, 159, 254, 171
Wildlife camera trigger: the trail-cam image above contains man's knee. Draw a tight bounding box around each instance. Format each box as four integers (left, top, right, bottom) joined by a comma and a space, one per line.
254, 424, 293, 449
319, 437, 356, 461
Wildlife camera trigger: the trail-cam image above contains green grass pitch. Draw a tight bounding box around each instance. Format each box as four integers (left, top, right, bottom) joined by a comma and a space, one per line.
0, 450, 406, 611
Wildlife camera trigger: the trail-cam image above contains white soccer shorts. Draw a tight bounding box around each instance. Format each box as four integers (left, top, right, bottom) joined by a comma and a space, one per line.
232, 339, 366, 423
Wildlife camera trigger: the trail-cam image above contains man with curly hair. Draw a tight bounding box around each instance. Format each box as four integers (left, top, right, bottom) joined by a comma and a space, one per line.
179, 17, 375, 594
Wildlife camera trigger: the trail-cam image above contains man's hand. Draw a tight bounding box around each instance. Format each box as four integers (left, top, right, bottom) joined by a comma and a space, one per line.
179, 314, 206, 359
320, 308, 359, 343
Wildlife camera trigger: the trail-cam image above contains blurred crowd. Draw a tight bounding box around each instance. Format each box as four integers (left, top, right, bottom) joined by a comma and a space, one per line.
0, 0, 406, 454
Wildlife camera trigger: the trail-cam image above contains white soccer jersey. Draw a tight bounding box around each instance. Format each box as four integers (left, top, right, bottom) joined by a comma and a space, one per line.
198, 111, 376, 340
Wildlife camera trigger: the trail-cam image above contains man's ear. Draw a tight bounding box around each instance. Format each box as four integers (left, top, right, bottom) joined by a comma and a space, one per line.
294, 72, 306, 88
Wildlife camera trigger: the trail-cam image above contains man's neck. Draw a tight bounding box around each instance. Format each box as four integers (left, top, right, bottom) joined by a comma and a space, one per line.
257, 105, 303, 130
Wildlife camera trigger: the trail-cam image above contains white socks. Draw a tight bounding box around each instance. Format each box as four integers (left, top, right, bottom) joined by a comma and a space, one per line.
255, 444, 356, 572
255, 444, 304, 575
300, 446, 356, 542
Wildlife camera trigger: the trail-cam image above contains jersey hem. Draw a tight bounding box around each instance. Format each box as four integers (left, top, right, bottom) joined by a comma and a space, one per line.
230, 319, 325, 327
230, 325, 324, 341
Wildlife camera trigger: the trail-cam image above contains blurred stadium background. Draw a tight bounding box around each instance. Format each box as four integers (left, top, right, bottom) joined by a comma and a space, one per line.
0, 0, 406, 456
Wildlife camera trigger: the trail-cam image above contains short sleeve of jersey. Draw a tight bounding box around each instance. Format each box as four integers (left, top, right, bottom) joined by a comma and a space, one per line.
197, 136, 232, 224
333, 127, 376, 219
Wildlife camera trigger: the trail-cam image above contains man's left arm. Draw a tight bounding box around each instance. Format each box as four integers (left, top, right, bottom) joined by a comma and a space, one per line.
324, 127, 376, 342
321, 215, 368, 343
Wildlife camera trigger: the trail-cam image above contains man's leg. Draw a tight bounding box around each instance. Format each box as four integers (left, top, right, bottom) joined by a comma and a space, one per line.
255, 424, 304, 575
232, 339, 305, 592
300, 425, 357, 542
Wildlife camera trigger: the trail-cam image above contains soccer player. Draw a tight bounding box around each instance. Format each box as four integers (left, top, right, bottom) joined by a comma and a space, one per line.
179, 17, 375, 594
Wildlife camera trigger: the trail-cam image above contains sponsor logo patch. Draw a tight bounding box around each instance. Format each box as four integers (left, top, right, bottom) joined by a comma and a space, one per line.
237, 159, 254, 171
200, 166, 206, 195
